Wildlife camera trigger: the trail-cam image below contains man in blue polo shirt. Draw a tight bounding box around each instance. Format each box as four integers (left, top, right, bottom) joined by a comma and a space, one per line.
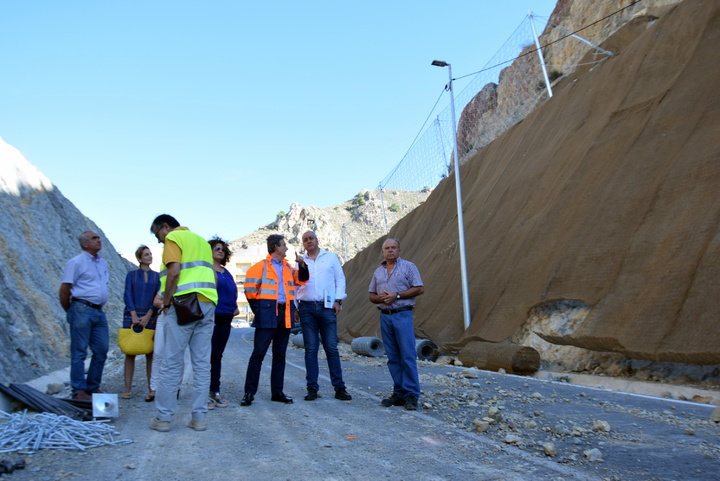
368, 238, 424, 411
58, 231, 110, 400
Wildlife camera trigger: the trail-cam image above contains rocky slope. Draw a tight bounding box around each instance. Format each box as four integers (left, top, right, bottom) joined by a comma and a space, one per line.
0, 138, 132, 384
339, 0, 720, 386
458, 0, 682, 160
230, 188, 431, 260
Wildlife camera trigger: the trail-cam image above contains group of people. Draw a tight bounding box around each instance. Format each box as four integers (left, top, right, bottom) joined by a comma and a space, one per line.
59, 214, 424, 432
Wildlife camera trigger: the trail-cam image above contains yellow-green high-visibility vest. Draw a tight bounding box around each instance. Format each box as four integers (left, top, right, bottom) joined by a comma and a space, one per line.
159, 229, 218, 304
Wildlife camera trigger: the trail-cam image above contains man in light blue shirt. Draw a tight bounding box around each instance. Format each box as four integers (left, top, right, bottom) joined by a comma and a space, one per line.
296, 231, 351, 402
58, 231, 110, 400
368, 238, 424, 411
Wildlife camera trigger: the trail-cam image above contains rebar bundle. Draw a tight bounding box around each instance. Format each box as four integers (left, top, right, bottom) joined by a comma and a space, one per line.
0, 410, 131, 453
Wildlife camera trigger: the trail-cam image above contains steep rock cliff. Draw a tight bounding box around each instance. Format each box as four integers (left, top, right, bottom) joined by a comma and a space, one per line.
0, 138, 132, 384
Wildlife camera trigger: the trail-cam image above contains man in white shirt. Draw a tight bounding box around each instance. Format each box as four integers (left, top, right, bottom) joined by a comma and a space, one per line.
58, 231, 110, 400
295, 231, 351, 401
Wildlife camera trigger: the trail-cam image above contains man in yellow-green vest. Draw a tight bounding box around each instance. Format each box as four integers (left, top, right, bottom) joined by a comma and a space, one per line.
149, 214, 217, 433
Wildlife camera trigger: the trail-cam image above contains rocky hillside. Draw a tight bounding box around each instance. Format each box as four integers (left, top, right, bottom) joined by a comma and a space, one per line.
458, 0, 681, 160
0, 138, 133, 384
339, 0, 720, 385
230, 188, 431, 260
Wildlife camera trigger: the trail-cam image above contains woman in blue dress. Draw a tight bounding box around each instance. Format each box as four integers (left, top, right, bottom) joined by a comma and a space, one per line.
207, 237, 239, 408
122, 245, 160, 401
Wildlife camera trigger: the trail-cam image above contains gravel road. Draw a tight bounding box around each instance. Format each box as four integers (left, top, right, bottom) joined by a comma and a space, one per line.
4, 327, 720, 481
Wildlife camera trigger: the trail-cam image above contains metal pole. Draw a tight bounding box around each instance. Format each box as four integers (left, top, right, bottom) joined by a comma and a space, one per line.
379, 184, 389, 234
433, 116, 450, 178
529, 11, 553, 98
549, 22, 613, 57
434, 61, 471, 330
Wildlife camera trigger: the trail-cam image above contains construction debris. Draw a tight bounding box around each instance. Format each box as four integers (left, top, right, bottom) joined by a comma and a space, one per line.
0, 410, 131, 453
0, 384, 91, 421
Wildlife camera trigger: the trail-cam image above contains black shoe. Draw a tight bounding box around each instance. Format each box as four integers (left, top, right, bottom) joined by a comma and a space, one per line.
304, 389, 318, 401
240, 393, 254, 406
271, 393, 293, 404
334, 388, 352, 401
404, 395, 419, 411
381, 393, 406, 407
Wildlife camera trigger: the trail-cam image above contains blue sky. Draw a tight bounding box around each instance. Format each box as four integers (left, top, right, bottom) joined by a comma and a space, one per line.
0, 1, 556, 255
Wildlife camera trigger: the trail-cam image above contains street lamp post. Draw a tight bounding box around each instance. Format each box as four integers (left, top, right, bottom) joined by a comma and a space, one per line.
432, 60, 471, 330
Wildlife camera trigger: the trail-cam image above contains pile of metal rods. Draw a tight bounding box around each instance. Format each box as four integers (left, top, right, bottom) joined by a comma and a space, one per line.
0, 410, 132, 453
0, 384, 91, 421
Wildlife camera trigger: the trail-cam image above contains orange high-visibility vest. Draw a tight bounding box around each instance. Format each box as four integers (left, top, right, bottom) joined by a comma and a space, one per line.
244, 254, 306, 328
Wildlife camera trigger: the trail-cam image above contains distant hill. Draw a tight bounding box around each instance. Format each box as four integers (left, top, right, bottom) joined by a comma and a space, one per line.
229, 188, 431, 261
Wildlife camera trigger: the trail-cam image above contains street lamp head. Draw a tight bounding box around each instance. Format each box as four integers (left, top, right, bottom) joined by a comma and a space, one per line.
431, 60, 449, 67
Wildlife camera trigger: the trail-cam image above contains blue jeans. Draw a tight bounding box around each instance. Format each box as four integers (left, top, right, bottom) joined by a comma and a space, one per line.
380, 309, 420, 399
67, 301, 109, 394
299, 302, 345, 392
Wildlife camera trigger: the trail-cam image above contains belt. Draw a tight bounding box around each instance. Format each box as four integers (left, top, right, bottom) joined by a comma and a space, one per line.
298, 300, 323, 305
379, 306, 414, 315
72, 298, 103, 309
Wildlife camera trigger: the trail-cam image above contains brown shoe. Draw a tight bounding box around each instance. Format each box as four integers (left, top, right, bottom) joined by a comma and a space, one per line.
72, 391, 92, 401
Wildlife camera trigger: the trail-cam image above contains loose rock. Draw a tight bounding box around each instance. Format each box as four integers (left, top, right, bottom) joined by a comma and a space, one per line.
710, 406, 720, 423
583, 448, 604, 462
692, 395, 713, 404
543, 442, 557, 457
45, 383, 65, 395
593, 420, 611, 432
473, 420, 491, 433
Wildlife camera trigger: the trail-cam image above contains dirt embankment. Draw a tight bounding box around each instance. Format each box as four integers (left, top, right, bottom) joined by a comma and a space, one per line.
339, 0, 720, 380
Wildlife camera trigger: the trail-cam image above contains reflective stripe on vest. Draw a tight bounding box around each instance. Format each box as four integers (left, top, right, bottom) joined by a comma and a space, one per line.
259, 261, 277, 297
159, 229, 217, 304
160, 260, 213, 279
256, 262, 296, 297
244, 257, 299, 300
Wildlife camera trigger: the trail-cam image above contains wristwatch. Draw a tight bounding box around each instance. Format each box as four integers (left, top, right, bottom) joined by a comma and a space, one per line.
396, 293, 401, 299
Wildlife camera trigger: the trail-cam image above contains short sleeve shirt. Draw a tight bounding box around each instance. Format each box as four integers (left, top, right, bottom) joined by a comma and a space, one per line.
62, 251, 109, 305
368, 257, 423, 309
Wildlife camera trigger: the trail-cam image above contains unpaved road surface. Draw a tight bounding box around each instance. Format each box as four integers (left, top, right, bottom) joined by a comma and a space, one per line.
6, 327, 720, 480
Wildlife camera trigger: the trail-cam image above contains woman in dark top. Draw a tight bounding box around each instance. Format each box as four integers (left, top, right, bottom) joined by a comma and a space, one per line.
207, 237, 239, 408
122, 245, 160, 401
